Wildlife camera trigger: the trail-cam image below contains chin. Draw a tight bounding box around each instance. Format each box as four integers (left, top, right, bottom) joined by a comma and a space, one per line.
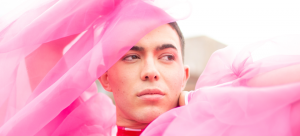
135, 108, 168, 123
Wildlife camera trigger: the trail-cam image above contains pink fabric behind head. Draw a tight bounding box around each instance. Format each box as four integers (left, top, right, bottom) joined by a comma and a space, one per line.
0, 0, 191, 135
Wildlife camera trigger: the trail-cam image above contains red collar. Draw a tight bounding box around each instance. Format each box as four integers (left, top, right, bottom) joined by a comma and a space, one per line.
117, 126, 144, 136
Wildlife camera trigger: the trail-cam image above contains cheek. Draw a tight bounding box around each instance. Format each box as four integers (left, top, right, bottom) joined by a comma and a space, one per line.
159, 64, 185, 90
108, 72, 128, 92
107, 63, 140, 94
107, 68, 130, 104
160, 66, 183, 107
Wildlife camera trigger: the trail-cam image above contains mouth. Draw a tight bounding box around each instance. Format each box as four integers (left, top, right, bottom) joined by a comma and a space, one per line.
137, 89, 165, 101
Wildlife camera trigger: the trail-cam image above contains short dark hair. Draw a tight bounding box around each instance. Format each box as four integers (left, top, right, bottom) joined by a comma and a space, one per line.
168, 22, 185, 60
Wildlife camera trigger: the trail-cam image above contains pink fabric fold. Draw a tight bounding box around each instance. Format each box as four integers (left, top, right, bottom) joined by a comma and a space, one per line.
0, 0, 191, 135
142, 35, 300, 136
2, 0, 300, 135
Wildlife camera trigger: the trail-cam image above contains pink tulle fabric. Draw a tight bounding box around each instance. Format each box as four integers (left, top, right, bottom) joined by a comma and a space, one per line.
142, 35, 300, 136
0, 0, 190, 135
1, 0, 300, 135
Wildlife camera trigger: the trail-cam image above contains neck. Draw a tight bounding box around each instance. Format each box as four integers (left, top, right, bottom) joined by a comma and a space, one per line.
116, 115, 149, 129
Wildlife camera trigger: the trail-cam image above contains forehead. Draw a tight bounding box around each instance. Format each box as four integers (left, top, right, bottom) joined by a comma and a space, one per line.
135, 24, 181, 50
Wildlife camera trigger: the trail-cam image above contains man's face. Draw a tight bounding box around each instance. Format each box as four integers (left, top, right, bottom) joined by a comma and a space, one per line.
99, 24, 189, 128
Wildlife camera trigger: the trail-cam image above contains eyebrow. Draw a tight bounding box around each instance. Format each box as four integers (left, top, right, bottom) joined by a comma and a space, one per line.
130, 44, 177, 52
156, 44, 177, 51
130, 46, 144, 51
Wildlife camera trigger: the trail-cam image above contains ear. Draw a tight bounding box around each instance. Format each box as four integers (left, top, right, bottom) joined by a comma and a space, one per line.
181, 65, 190, 90
98, 71, 112, 92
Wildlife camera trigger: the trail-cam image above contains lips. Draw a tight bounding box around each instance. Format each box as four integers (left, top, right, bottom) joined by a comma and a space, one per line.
137, 89, 165, 101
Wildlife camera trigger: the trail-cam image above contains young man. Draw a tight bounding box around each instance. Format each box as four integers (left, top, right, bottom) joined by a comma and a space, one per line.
98, 22, 189, 133
99, 21, 300, 136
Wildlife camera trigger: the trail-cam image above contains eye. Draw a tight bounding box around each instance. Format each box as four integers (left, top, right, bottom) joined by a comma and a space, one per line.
160, 54, 175, 61
123, 55, 140, 61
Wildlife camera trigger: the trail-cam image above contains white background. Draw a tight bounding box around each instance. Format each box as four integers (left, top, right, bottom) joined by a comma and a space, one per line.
177, 0, 300, 46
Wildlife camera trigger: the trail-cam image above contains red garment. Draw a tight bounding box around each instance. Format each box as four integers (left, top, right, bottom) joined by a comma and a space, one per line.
117, 126, 144, 136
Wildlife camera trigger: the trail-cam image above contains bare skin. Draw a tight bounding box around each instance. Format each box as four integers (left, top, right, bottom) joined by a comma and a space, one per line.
99, 24, 189, 129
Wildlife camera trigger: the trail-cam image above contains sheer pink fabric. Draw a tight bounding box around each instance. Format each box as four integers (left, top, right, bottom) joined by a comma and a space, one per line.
142, 35, 300, 136
0, 0, 191, 135
1, 0, 300, 135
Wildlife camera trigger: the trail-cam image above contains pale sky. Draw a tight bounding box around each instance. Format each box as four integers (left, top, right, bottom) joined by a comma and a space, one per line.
1, 0, 300, 47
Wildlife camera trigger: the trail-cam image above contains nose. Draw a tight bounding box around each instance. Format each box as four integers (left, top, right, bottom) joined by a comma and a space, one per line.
141, 58, 160, 81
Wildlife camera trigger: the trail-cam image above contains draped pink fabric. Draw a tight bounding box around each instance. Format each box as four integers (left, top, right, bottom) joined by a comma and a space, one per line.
1, 0, 300, 136
142, 35, 300, 136
0, 0, 191, 135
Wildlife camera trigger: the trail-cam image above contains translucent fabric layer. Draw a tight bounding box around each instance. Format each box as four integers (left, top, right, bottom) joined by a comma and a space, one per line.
0, 0, 191, 135
142, 35, 300, 136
